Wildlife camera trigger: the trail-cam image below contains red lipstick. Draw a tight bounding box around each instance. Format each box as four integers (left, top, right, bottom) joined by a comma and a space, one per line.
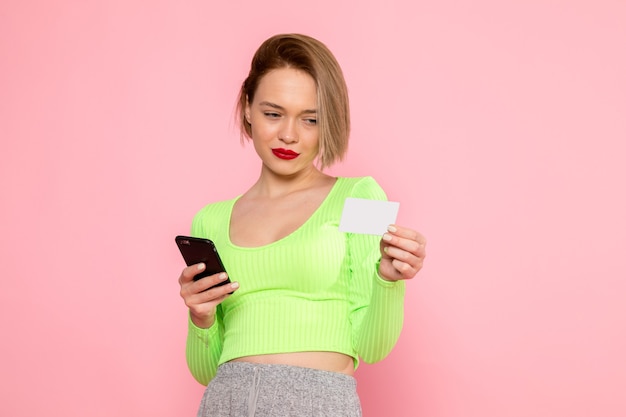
272, 148, 300, 160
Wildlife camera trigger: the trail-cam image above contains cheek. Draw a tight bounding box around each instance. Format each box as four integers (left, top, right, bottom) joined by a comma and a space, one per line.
250, 120, 275, 141
305, 132, 320, 150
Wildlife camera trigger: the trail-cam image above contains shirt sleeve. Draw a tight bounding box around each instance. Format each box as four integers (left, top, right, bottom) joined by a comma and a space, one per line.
347, 177, 406, 365
184, 210, 225, 386
185, 307, 225, 385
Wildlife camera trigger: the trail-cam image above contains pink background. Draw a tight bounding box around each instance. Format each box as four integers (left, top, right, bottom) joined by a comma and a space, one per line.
2, 1, 625, 416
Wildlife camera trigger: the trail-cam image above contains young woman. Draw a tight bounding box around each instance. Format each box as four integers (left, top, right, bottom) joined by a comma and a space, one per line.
178, 33, 426, 416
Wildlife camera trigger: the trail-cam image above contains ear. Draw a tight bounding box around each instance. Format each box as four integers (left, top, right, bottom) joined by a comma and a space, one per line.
244, 96, 251, 124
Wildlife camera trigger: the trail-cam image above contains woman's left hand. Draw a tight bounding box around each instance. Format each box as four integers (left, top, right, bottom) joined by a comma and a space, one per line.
378, 224, 427, 281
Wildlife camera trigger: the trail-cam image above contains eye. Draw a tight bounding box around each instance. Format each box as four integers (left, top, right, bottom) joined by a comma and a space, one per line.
264, 112, 281, 119
304, 118, 317, 126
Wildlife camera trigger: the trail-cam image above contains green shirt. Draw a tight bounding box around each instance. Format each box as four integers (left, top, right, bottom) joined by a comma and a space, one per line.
186, 177, 406, 385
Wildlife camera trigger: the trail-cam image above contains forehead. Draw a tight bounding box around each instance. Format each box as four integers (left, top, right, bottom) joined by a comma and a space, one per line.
252, 68, 317, 109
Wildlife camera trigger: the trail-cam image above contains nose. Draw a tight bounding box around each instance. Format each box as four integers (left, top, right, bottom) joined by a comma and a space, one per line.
278, 119, 298, 143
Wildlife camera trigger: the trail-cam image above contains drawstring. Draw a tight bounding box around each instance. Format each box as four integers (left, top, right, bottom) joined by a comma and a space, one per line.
247, 366, 261, 417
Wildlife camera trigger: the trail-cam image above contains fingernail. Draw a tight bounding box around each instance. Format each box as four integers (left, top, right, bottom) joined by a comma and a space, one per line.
383, 246, 389, 253
387, 225, 397, 233
219, 272, 228, 280
197, 263, 206, 270
382, 233, 392, 242
230, 282, 239, 289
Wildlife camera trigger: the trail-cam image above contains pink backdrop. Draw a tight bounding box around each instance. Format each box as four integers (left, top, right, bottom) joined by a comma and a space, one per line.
2, 1, 625, 416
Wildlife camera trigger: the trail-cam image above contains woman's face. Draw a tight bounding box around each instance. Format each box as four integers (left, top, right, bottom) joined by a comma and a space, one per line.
245, 67, 319, 178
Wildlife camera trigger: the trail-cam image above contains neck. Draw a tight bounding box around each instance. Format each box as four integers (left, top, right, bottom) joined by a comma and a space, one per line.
251, 164, 330, 199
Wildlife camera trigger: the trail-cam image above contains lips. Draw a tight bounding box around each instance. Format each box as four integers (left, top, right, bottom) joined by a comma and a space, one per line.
272, 148, 300, 160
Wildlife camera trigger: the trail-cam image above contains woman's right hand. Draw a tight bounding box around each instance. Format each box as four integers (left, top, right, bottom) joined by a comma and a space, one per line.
178, 263, 239, 329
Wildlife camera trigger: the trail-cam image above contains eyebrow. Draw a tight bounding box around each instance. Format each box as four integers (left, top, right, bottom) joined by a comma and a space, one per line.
258, 101, 317, 115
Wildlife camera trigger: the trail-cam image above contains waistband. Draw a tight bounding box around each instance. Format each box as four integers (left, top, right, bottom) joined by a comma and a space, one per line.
217, 361, 356, 388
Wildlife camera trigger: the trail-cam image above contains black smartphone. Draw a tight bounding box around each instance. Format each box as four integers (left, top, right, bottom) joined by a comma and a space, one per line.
175, 235, 233, 291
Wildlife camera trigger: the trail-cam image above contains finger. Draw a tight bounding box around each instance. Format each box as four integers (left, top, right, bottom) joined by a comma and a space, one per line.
178, 263, 207, 285
383, 244, 420, 268
184, 277, 238, 307
382, 233, 423, 258
383, 227, 426, 256
378, 257, 422, 281
197, 280, 239, 302
180, 270, 231, 300
193, 272, 230, 292
391, 258, 421, 280
387, 225, 427, 247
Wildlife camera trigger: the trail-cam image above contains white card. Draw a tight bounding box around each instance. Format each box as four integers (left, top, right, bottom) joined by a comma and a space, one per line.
339, 198, 400, 235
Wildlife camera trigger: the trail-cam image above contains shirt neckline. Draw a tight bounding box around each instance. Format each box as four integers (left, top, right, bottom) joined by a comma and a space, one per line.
225, 177, 343, 250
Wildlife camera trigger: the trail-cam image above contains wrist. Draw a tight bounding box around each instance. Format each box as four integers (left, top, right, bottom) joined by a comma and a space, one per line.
376, 259, 393, 282
189, 310, 215, 329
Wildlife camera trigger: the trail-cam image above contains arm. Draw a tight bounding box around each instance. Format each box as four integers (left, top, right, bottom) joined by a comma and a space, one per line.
181, 212, 234, 385
347, 178, 406, 364
185, 306, 225, 385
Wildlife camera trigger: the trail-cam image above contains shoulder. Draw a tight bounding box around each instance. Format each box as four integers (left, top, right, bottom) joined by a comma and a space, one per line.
336, 176, 387, 201
194, 198, 238, 216
190, 197, 239, 237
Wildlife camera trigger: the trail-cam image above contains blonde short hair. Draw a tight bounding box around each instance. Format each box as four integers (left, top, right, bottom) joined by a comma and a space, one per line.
236, 34, 350, 169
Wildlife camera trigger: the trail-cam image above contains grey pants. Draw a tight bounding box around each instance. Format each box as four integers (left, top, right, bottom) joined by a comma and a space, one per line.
197, 362, 362, 417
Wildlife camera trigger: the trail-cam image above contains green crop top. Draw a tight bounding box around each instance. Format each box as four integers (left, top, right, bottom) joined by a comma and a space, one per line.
185, 176, 406, 385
